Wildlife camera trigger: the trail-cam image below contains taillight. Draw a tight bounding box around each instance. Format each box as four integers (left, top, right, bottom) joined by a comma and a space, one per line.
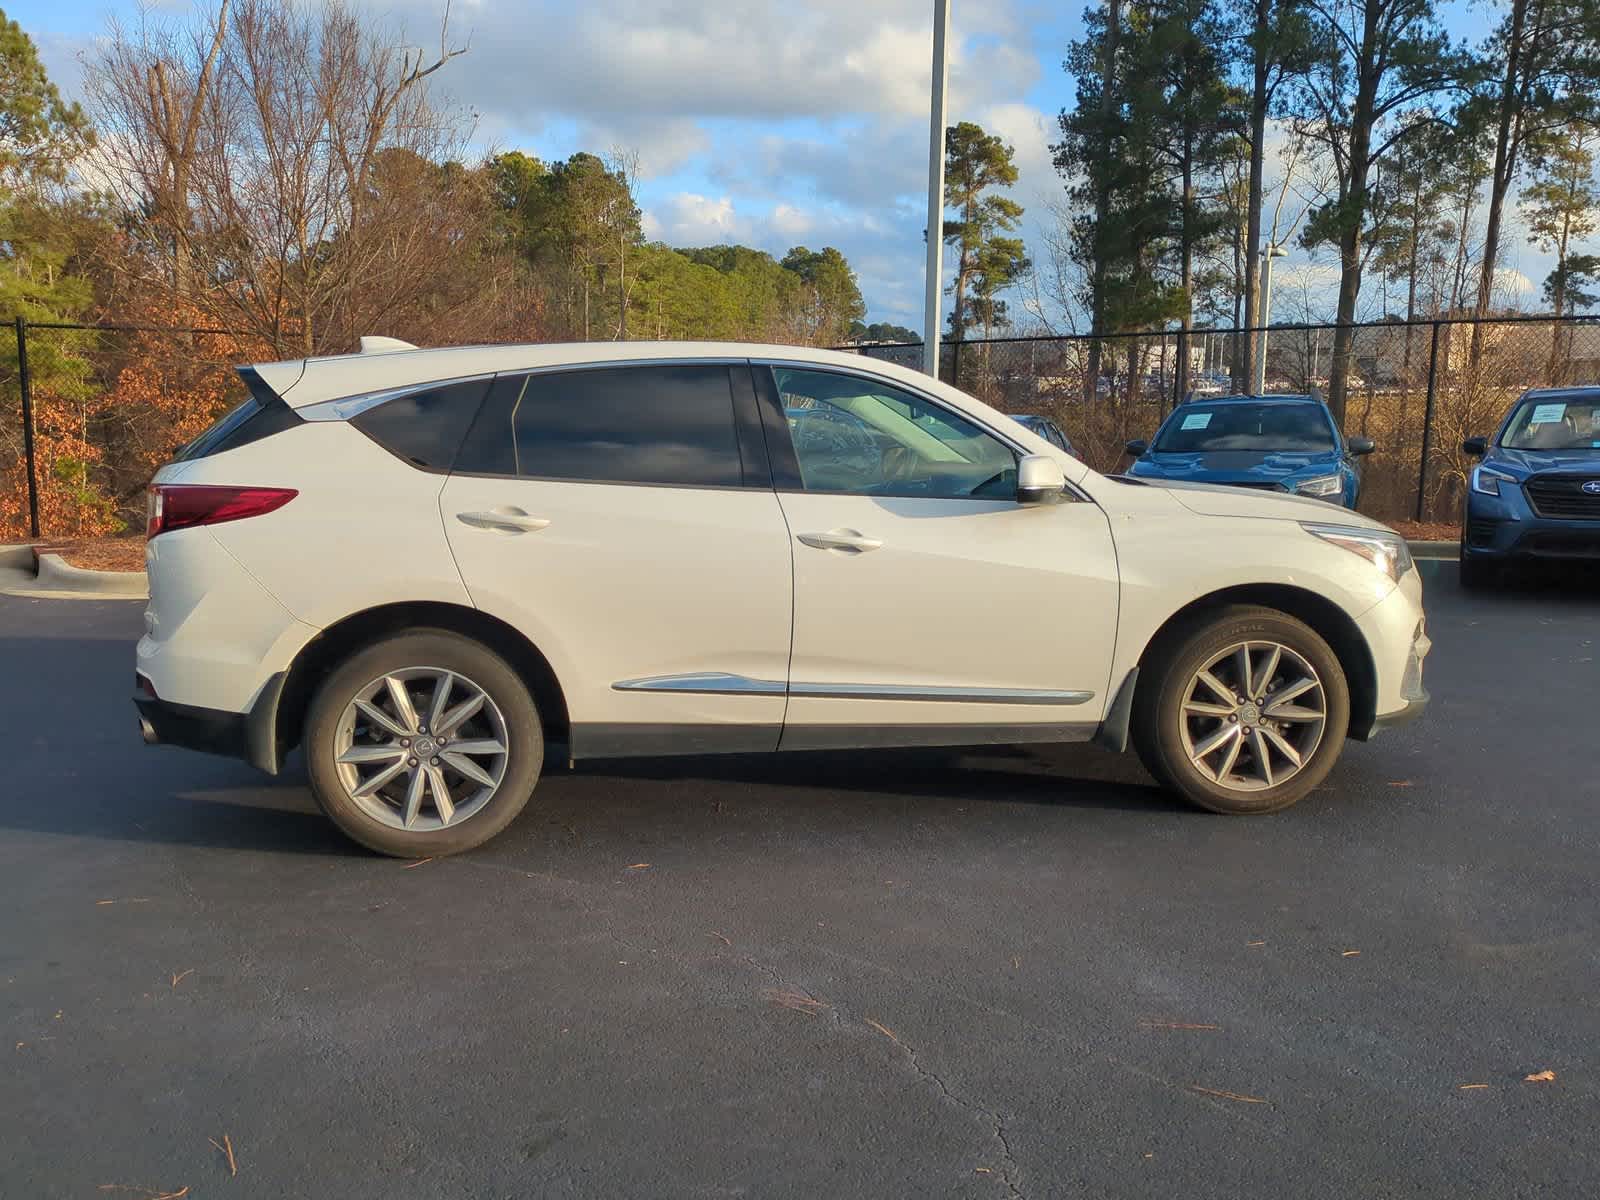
146, 484, 298, 539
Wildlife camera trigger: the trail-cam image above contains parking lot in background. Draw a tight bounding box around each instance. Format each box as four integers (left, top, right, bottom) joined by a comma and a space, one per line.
2, 562, 1596, 1198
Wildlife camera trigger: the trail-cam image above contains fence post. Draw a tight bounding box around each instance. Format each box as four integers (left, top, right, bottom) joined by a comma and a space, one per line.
950, 336, 964, 389
14, 315, 40, 540
1414, 320, 1442, 523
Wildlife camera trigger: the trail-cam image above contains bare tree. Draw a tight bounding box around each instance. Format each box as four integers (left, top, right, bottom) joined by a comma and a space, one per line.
82, 0, 514, 355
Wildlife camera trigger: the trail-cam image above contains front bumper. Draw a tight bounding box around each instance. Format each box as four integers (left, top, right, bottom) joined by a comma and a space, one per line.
1349, 567, 1430, 740
1464, 487, 1600, 561
135, 671, 288, 774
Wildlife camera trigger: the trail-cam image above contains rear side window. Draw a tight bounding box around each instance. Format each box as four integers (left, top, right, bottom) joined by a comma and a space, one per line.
352, 378, 491, 470
457, 365, 744, 487
173, 369, 300, 462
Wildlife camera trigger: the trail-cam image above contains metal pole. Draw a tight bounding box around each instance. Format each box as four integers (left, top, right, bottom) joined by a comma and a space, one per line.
15, 316, 40, 540
922, 0, 951, 378
1415, 320, 1443, 522
1253, 249, 1275, 394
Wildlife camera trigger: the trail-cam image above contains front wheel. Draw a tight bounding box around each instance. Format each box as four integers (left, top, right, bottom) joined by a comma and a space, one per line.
304, 630, 544, 856
1458, 541, 1496, 590
1131, 606, 1351, 815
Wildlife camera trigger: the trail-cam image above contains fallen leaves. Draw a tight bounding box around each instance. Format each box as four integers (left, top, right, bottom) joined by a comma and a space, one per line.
1342, 950, 1362, 957
626, 863, 651, 871
864, 1018, 901, 1046
1525, 1069, 1557, 1083
1190, 1086, 1269, 1105
1458, 1083, 1489, 1090
401, 858, 433, 870
1246, 940, 1266, 947
708, 931, 732, 947
208, 1133, 238, 1177
1388, 780, 1414, 788
763, 988, 830, 1017
171, 969, 193, 989
97, 1187, 189, 1199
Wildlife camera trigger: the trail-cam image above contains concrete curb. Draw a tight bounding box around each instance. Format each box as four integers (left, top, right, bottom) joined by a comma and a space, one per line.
0, 545, 147, 601
1407, 540, 1459, 559
36, 553, 148, 596
0, 543, 35, 570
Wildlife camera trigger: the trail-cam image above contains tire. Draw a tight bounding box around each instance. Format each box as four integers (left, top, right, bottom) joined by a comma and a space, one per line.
1131, 606, 1350, 815
304, 629, 544, 857
1458, 542, 1495, 590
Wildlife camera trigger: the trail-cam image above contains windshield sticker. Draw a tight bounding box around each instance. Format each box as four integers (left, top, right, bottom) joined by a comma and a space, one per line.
1529, 402, 1567, 424
1180, 412, 1213, 430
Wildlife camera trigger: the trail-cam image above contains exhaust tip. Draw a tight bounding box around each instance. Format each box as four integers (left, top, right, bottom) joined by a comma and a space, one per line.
139, 717, 158, 745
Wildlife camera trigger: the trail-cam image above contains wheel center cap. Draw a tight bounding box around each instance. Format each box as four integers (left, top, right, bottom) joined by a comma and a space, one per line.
413, 736, 439, 758
1238, 703, 1261, 725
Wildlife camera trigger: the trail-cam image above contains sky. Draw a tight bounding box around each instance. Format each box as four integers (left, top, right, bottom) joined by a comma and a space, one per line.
10, 0, 1547, 329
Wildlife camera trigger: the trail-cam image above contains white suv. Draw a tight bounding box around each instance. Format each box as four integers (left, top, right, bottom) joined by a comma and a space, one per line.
136, 340, 1429, 856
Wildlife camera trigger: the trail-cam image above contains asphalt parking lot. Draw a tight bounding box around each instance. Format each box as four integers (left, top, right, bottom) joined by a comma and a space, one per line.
3, 563, 1597, 1199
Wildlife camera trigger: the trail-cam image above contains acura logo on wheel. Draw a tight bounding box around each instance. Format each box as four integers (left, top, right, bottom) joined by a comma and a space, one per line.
1583, 480, 1600, 495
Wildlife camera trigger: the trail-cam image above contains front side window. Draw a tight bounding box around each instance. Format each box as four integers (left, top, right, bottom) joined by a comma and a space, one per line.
459, 365, 745, 487
773, 367, 1017, 499
1500, 395, 1600, 450
1153, 401, 1338, 453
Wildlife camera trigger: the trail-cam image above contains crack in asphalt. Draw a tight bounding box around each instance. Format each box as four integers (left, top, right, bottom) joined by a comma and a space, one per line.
878, 1026, 1024, 1198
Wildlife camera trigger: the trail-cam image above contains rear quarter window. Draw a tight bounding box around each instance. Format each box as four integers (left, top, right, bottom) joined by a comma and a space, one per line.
351, 378, 493, 470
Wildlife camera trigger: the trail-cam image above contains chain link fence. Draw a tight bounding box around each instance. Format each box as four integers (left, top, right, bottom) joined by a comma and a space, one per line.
1, 319, 270, 541
846, 315, 1600, 524
5, 313, 1599, 540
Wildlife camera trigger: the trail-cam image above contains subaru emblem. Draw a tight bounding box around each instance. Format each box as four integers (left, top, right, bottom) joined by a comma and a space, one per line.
1584, 480, 1600, 496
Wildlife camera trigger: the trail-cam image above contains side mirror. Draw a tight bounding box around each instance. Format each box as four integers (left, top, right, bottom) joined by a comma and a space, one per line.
1348, 435, 1376, 456
1461, 436, 1487, 457
1124, 439, 1149, 457
1017, 454, 1067, 505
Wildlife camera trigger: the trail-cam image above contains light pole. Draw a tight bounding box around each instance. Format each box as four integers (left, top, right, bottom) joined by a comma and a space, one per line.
922, 0, 951, 378
1252, 242, 1287, 394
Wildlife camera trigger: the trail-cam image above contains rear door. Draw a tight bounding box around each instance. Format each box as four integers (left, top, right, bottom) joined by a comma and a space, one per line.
757, 364, 1121, 748
440, 362, 793, 755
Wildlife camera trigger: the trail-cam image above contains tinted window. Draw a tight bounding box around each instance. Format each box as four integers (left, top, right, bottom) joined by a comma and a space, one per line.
774, 368, 1016, 498
1501, 395, 1600, 450
173, 369, 300, 462
353, 378, 490, 470
460, 365, 744, 487
1152, 401, 1337, 453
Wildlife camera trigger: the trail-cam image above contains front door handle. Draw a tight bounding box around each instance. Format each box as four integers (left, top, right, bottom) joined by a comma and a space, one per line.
797, 528, 883, 553
456, 508, 551, 534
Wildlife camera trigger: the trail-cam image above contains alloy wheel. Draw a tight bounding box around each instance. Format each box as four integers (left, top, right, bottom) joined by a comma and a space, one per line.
332, 667, 510, 831
1178, 640, 1327, 792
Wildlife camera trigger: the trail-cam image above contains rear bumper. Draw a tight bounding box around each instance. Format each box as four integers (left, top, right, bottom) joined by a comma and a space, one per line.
135, 671, 288, 774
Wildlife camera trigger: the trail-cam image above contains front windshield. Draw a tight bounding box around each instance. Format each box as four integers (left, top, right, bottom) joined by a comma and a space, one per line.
1500, 395, 1600, 450
1152, 402, 1337, 453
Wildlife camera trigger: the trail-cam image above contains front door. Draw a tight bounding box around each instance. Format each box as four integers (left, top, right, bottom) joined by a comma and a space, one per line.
757, 364, 1120, 748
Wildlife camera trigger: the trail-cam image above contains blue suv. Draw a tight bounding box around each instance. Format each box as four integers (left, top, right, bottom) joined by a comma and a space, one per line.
1124, 394, 1373, 508
1460, 387, 1600, 587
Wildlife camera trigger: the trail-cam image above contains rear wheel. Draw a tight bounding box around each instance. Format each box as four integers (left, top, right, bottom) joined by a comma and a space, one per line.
1132, 606, 1350, 815
304, 630, 544, 856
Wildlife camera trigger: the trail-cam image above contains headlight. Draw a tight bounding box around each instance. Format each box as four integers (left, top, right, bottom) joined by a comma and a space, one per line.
1302, 522, 1414, 582
1294, 473, 1344, 498
1470, 465, 1517, 496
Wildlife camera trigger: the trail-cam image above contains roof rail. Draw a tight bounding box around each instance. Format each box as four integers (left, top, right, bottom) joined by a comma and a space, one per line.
358, 336, 418, 355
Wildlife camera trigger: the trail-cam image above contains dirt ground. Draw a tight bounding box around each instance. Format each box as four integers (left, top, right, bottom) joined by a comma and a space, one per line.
30, 536, 148, 573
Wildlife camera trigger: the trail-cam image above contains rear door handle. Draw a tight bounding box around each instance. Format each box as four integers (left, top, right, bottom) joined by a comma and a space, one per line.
456, 508, 551, 534
797, 529, 883, 553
